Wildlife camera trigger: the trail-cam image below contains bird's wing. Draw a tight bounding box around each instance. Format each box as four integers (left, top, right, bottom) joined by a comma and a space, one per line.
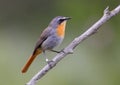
32, 27, 51, 54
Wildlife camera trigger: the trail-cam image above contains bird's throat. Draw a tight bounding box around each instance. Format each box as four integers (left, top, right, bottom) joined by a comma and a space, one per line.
56, 21, 66, 37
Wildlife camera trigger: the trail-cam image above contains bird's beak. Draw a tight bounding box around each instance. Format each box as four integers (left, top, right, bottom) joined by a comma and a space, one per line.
64, 17, 72, 20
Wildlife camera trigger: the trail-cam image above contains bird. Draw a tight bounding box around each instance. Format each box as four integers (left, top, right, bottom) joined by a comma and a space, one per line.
21, 16, 71, 73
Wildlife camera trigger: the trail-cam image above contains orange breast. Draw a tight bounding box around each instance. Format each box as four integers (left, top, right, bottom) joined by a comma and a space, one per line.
56, 21, 66, 37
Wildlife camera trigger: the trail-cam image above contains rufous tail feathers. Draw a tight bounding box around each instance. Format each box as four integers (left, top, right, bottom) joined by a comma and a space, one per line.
21, 49, 42, 73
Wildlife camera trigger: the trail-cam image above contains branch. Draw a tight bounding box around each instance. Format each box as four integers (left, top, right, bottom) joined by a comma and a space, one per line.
26, 5, 120, 85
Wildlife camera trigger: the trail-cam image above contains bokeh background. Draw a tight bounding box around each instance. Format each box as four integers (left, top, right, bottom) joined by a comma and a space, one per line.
0, 0, 120, 85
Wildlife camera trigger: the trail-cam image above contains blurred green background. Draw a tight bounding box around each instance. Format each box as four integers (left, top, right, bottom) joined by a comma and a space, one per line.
0, 0, 120, 85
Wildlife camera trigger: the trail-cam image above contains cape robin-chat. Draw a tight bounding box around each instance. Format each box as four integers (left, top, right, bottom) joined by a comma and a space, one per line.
21, 16, 71, 73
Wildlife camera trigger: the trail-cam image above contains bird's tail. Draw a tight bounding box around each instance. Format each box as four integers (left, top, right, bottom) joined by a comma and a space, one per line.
21, 49, 42, 73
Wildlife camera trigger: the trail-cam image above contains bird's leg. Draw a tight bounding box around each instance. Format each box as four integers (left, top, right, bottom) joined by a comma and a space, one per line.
43, 51, 49, 62
50, 49, 61, 53
43, 51, 54, 68
50, 49, 65, 53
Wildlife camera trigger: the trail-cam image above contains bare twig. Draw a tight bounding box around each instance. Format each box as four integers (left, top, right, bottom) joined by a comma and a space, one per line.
26, 5, 120, 85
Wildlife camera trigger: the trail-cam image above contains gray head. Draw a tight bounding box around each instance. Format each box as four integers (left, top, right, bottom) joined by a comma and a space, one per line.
49, 16, 71, 28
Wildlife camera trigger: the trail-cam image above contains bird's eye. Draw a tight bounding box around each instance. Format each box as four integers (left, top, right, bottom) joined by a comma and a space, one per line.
58, 19, 64, 24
